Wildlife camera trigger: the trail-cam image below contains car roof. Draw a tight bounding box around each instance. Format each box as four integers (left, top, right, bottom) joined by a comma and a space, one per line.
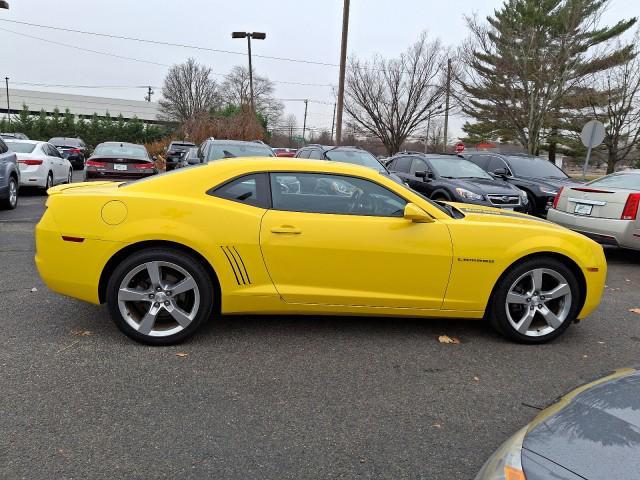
97, 141, 145, 147
205, 139, 271, 146
3, 139, 44, 145
302, 144, 362, 151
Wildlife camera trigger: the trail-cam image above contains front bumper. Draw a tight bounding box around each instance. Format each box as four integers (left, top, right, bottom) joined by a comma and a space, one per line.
548, 208, 640, 250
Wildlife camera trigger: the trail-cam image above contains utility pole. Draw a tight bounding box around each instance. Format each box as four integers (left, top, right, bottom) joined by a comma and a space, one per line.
145, 86, 154, 102
4, 77, 10, 125
232, 32, 266, 114
335, 0, 350, 145
442, 58, 451, 153
302, 99, 308, 143
331, 102, 337, 143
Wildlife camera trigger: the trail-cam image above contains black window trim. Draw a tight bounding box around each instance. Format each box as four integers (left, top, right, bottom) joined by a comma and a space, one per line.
207, 172, 271, 209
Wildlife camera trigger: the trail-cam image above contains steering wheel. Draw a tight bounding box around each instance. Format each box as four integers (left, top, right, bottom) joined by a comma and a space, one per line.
348, 189, 364, 213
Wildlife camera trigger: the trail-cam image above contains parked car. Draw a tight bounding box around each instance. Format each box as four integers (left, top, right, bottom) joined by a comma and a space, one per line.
273, 148, 297, 157
84, 142, 157, 181
462, 152, 579, 216
199, 139, 275, 162
48, 137, 87, 170
548, 170, 640, 250
36, 158, 606, 346
476, 367, 640, 480
387, 152, 528, 211
165, 141, 196, 171
183, 147, 201, 166
5, 139, 72, 192
0, 136, 19, 209
1, 132, 29, 140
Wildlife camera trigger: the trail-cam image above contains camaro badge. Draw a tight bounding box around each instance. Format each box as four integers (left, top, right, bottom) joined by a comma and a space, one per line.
457, 257, 495, 264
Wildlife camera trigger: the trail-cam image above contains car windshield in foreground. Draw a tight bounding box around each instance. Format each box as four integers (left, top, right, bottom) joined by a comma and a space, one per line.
325, 149, 386, 173
5, 141, 36, 153
588, 173, 640, 190
49, 138, 81, 147
94, 143, 149, 160
428, 157, 493, 179
206, 144, 274, 161
170, 143, 195, 150
506, 156, 568, 178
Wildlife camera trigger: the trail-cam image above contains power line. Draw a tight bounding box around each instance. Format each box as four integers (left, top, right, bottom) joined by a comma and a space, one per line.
0, 18, 339, 67
12, 81, 161, 89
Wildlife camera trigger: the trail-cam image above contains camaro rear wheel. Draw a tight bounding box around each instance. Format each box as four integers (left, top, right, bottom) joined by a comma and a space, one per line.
489, 257, 580, 343
106, 248, 214, 345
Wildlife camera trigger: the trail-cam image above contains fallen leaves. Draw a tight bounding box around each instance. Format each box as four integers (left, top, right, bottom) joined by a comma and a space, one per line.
72, 329, 92, 337
473, 376, 480, 382
630, 308, 640, 315
438, 335, 461, 344
30, 287, 37, 292
175, 352, 189, 358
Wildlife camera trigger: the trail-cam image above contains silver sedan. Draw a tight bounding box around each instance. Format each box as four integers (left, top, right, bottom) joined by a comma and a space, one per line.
548, 170, 640, 250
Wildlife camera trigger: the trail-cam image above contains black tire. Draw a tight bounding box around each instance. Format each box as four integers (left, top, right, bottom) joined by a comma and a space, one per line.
65, 169, 73, 184
42, 172, 53, 195
0, 176, 18, 210
524, 192, 537, 215
106, 248, 215, 345
488, 257, 581, 344
431, 192, 450, 201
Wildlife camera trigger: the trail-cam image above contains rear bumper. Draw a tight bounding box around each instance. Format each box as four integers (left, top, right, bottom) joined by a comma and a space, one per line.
548, 208, 640, 250
85, 169, 156, 181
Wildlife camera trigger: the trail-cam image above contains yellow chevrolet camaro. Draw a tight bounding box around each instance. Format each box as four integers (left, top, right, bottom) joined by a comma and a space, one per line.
36, 158, 607, 345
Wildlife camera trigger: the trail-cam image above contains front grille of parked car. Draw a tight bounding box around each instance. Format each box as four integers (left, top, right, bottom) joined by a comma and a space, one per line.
487, 194, 520, 207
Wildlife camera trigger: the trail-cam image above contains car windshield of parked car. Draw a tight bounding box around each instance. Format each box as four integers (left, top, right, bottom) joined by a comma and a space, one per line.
324, 150, 386, 173
506, 156, 568, 178
428, 158, 493, 179
206, 143, 274, 161
49, 138, 81, 147
588, 173, 640, 190
4, 141, 36, 153
94, 144, 149, 160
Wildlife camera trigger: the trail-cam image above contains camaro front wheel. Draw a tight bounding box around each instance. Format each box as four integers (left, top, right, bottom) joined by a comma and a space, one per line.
488, 257, 580, 343
106, 248, 214, 345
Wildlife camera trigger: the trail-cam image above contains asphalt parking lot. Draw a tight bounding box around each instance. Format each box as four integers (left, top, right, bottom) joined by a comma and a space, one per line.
1, 174, 640, 480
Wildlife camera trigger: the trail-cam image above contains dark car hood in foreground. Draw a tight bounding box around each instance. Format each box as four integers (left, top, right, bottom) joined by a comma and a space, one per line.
523, 368, 640, 479
444, 177, 520, 195
514, 175, 581, 190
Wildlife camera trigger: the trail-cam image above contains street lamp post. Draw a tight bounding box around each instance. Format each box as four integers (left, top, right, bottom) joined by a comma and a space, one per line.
231, 31, 266, 114
4, 77, 9, 125
423, 105, 444, 153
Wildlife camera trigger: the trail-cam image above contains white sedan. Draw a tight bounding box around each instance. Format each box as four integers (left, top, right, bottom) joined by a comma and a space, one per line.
4, 139, 73, 191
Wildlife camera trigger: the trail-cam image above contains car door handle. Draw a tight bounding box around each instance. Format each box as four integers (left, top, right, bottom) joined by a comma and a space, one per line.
270, 225, 302, 234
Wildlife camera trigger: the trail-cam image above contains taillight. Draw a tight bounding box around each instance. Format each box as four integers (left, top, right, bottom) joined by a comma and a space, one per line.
18, 159, 43, 165
621, 193, 640, 220
86, 160, 106, 167
552, 187, 564, 209
132, 163, 153, 169
69, 148, 82, 154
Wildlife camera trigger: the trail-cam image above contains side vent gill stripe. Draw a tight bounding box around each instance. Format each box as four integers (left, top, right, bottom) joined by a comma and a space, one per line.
225, 246, 246, 284
220, 246, 241, 285
232, 246, 251, 284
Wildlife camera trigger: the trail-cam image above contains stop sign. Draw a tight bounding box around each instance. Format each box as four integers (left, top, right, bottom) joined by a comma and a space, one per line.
455, 142, 465, 153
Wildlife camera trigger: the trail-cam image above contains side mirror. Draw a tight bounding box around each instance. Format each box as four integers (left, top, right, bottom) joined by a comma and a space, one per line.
493, 168, 509, 177
403, 203, 434, 223
415, 170, 433, 182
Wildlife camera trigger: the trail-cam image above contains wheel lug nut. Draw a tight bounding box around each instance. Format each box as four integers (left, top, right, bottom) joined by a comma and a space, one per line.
164, 301, 170, 306
529, 306, 534, 310
156, 287, 162, 292
149, 293, 155, 299
154, 302, 160, 307
526, 298, 531, 302
166, 291, 172, 296
540, 296, 545, 300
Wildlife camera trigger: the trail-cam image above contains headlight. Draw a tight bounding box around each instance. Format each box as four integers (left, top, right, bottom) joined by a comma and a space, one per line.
475, 426, 527, 480
455, 187, 484, 201
519, 190, 529, 204
539, 187, 557, 196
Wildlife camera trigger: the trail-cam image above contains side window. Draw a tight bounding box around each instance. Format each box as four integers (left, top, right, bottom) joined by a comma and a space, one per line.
270, 172, 407, 217
487, 156, 508, 173
48, 144, 62, 157
0, 138, 7, 154
468, 155, 488, 170
296, 149, 310, 159
209, 173, 269, 208
308, 149, 323, 160
391, 156, 412, 173
410, 158, 429, 174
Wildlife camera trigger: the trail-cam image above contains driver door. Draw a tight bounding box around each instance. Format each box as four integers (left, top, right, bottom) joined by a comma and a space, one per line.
259, 172, 452, 310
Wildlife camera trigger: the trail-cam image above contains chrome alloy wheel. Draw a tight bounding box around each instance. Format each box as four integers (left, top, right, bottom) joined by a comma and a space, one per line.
8, 179, 17, 207
117, 261, 200, 337
505, 268, 572, 337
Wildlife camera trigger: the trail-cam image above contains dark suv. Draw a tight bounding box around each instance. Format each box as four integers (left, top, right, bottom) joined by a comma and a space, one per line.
198, 139, 274, 162
49, 137, 87, 170
165, 141, 196, 171
0, 137, 19, 210
387, 152, 528, 211
462, 152, 580, 216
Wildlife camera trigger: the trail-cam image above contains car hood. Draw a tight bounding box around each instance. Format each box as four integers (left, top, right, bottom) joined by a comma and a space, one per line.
449, 202, 560, 227
523, 368, 640, 479
516, 176, 580, 190
445, 177, 520, 195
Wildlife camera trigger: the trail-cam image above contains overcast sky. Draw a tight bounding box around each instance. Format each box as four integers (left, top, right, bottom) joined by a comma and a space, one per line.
0, 0, 636, 139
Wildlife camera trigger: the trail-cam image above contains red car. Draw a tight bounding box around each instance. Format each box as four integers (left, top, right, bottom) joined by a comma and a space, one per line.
273, 148, 297, 157
84, 142, 157, 181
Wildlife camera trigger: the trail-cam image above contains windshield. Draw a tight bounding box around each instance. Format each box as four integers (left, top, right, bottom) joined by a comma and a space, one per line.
5, 141, 36, 153
206, 143, 274, 161
325, 149, 386, 173
49, 138, 81, 147
506, 156, 568, 178
169, 143, 195, 150
94, 143, 149, 160
429, 157, 493, 179
588, 173, 640, 190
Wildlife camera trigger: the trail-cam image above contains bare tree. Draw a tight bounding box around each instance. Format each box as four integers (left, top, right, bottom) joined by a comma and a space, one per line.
159, 58, 220, 123
344, 32, 446, 155
585, 39, 640, 173
284, 113, 297, 140
220, 66, 284, 126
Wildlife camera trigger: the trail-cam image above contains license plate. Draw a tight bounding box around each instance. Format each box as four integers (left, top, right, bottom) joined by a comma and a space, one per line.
574, 203, 592, 215
113, 164, 127, 171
